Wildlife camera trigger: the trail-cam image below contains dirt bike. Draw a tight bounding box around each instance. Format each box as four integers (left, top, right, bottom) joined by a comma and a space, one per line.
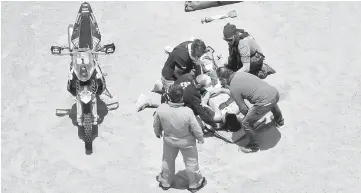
50, 2, 115, 150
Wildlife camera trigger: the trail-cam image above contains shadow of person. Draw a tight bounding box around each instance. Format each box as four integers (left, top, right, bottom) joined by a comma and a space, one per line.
155, 170, 189, 190
172, 170, 190, 190
234, 122, 282, 151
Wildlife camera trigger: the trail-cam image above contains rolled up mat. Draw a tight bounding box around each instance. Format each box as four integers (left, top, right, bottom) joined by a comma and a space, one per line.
184, 1, 242, 12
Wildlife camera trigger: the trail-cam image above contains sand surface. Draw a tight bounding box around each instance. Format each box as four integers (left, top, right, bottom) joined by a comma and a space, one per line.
2, 1, 361, 193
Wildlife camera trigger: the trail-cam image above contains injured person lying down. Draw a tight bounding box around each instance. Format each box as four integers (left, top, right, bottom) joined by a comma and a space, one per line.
199, 73, 266, 132
136, 47, 265, 132
194, 50, 266, 132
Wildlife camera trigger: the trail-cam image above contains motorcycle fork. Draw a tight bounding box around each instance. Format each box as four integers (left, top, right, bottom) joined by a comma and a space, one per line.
90, 79, 98, 122
76, 79, 98, 124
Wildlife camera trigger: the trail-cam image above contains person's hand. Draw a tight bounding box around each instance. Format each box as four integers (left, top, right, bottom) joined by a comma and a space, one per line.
219, 102, 228, 110
197, 139, 204, 144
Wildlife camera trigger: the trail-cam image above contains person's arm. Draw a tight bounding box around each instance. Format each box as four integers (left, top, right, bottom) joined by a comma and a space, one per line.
201, 89, 212, 106
224, 97, 234, 106
153, 111, 163, 138
238, 39, 251, 72
191, 95, 218, 128
188, 110, 204, 143
217, 88, 234, 109
230, 92, 249, 116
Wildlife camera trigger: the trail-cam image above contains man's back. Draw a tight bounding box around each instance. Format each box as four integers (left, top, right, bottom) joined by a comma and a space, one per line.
230, 71, 278, 106
155, 103, 203, 148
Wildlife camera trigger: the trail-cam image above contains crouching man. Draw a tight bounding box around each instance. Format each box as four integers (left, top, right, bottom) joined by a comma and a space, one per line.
153, 84, 207, 192
215, 67, 284, 153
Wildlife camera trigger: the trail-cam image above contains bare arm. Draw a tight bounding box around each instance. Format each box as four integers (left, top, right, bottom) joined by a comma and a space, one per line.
153, 111, 163, 138
231, 92, 249, 116
238, 39, 251, 72
201, 91, 211, 106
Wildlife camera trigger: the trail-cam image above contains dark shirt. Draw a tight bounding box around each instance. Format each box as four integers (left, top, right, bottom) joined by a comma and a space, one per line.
230, 71, 279, 114
175, 74, 218, 128
162, 41, 195, 81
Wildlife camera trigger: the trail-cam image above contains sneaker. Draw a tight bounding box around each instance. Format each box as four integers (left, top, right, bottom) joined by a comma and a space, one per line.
188, 177, 207, 193
271, 115, 284, 127
239, 142, 260, 153
136, 93, 151, 112
156, 174, 171, 190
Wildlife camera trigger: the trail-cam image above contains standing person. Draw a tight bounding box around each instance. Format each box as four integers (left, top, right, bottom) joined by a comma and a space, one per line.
153, 84, 207, 192
223, 23, 276, 79
214, 67, 284, 153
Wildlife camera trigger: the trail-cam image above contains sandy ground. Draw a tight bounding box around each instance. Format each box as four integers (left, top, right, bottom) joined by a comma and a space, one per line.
2, 1, 361, 193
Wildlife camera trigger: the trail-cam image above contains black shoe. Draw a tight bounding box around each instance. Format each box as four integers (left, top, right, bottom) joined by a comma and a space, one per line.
187, 177, 207, 193
271, 115, 284, 127
159, 183, 171, 191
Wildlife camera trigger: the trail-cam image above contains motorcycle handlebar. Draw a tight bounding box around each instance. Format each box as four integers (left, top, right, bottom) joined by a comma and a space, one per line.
58, 51, 107, 56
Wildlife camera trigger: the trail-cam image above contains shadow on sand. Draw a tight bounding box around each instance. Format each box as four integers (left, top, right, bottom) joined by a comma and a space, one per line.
55, 95, 119, 155
203, 121, 282, 151
155, 170, 190, 191
234, 122, 282, 151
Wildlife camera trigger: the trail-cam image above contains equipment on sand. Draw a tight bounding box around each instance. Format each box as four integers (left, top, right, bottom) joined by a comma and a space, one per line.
185, 1, 242, 12
50, 2, 116, 150
201, 10, 238, 24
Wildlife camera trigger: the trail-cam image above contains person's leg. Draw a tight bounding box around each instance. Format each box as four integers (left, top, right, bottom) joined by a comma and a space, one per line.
271, 103, 284, 126
240, 104, 273, 153
157, 142, 179, 188
180, 145, 206, 190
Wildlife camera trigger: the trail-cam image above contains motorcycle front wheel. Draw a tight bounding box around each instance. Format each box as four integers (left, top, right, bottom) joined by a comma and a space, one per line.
82, 102, 93, 150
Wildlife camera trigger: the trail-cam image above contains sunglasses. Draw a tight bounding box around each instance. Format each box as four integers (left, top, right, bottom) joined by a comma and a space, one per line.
223, 35, 235, 42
